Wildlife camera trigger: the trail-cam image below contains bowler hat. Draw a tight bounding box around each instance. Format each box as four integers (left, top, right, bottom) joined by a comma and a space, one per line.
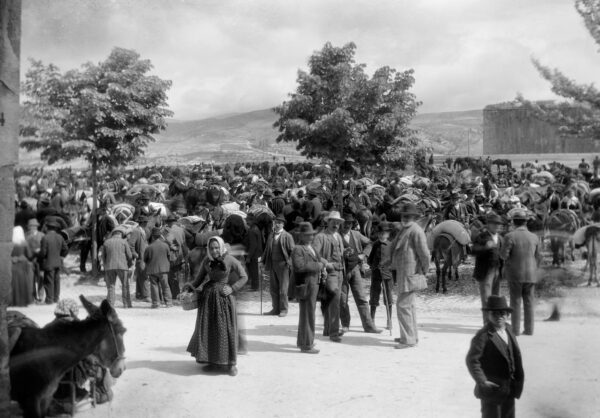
325, 211, 344, 223
486, 213, 504, 225
511, 209, 528, 221
399, 203, 420, 217
482, 295, 513, 312
297, 222, 317, 235
45, 220, 60, 230
343, 213, 356, 223
263, 189, 273, 197
376, 221, 392, 232
274, 215, 286, 223
293, 216, 305, 224
27, 218, 40, 227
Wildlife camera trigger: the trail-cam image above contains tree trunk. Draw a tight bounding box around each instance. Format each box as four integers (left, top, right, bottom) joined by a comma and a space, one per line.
91, 160, 98, 276
0, 0, 21, 414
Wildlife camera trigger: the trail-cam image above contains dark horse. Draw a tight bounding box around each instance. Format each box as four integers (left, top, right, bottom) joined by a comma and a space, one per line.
546, 209, 579, 267
10, 296, 126, 418
491, 158, 512, 171
432, 233, 463, 293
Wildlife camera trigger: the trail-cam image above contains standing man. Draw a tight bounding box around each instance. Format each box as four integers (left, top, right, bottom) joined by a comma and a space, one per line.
313, 211, 346, 342
25, 218, 44, 302
269, 187, 286, 216
165, 214, 188, 299
102, 227, 134, 308
466, 295, 525, 418
39, 220, 68, 304
500, 210, 541, 336
129, 215, 149, 302
339, 214, 381, 334
262, 215, 295, 317
245, 213, 263, 291
368, 221, 394, 330
144, 227, 173, 309
472, 213, 504, 324
388, 203, 430, 349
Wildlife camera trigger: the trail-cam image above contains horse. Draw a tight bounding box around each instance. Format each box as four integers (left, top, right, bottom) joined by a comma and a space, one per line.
492, 159, 512, 171
581, 225, 600, 286
545, 209, 580, 267
9, 295, 126, 418
432, 233, 463, 293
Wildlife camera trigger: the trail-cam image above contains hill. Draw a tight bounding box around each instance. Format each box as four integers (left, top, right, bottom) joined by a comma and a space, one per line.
17, 108, 484, 167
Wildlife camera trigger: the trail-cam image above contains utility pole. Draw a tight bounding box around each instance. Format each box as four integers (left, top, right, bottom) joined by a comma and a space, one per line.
0, 1, 21, 414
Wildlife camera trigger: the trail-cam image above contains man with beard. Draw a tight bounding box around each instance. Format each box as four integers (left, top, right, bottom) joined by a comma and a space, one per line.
313, 211, 346, 342
262, 215, 295, 316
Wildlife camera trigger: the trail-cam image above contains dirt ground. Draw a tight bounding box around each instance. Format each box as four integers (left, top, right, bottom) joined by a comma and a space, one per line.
12, 254, 600, 418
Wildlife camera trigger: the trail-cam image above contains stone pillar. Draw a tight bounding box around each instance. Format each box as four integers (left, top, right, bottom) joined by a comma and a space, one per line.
0, 0, 21, 414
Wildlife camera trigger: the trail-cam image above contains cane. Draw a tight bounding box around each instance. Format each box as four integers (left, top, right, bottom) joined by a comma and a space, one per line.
380, 278, 392, 336
259, 261, 263, 315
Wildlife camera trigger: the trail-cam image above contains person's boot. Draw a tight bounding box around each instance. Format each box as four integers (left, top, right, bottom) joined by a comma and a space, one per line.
370, 306, 376, 322
545, 303, 561, 321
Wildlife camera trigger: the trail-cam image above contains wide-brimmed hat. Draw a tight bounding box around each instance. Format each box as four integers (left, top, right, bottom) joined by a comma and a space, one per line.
151, 227, 162, 237
343, 213, 356, 223
376, 221, 392, 232
112, 226, 129, 236
511, 209, 528, 221
297, 222, 317, 235
45, 220, 60, 229
263, 189, 273, 197
486, 213, 504, 225
293, 216, 305, 224
399, 203, 420, 217
325, 211, 344, 223
27, 218, 40, 227
273, 215, 286, 224
165, 214, 177, 222
482, 295, 513, 312
273, 187, 283, 195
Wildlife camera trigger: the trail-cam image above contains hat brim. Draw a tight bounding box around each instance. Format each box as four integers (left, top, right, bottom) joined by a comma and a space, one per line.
325, 217, 344, 223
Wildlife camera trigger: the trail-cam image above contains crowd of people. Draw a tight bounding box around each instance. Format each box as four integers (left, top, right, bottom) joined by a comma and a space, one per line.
10, 155, 600, 415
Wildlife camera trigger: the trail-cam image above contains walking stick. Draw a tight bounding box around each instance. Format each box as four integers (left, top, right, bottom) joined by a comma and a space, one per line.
380, 279, 392, 336
259, 262, 263, 315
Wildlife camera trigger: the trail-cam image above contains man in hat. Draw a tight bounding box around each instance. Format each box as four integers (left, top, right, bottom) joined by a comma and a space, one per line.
25, 218, 45, 301
165, 214, 188, 299
144, 227, 173, 308
102, 228, 134, 308
313, 211, 346, 342
262, 215, 295, 316
292, 222, 327, 354
444, 191, 468, 224
466, 295, 524, 418
339, 213, 381, 334
388, 203, 430, 349
39, 220, 69, 304
472, 213, 505, 324
133, 192, 152, 220
245, 213, 263, 291
500, 209, 541, 336
50, 180, 68, 213
269, 187, 286, 217
302, 190, 322, 228
368, 221, 394, 330
129, 215, 150, 301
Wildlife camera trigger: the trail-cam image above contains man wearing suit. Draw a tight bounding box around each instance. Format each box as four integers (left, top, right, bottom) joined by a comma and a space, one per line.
262, 215, 295, 317
466, 295, 525, 418
500, 210, 541, 336
302, 190, 322, 228
472, 213, 504, 324
102, 228, 134, 308
144, 227, 173, 308
339, 213, 381, 334
245, 213, 263, 291
292, 222, 327, 354
39, 220, 68, 304
129, 215, 149, 301
313, 211, 346, 342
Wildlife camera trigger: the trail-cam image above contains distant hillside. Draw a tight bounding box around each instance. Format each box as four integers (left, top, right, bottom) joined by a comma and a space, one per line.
18, 108, 484, 167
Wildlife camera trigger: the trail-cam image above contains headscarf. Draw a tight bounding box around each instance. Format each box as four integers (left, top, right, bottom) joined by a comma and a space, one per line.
207, 236, 227, 271
12, 226, 26, 245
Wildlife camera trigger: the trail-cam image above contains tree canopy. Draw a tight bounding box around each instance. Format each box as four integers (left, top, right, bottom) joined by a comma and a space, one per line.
273, 42, 420, 166
20, 47, 173, 167
520, 0, 600, 141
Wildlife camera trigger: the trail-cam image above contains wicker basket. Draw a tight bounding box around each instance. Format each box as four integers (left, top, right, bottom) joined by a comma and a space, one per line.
178, 290, 199, 311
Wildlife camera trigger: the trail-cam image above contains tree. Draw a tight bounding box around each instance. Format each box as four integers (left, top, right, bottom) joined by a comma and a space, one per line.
20, 47, 172, 274
520, 0, 600, 141
0, 1, 21, 414
273, 42, 421, 171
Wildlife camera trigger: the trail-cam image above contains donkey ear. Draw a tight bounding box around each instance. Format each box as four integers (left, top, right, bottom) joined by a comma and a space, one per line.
100, 300, 118, 320
80, 295, 100, 316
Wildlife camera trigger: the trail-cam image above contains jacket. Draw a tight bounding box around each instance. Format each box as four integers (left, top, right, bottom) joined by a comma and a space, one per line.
472, 228, 503, 281
39, 230, 68, 271
313, 230, 345, 273
102, 235, 133, 271
262, 230, 295, 270
127, 226, 147, 261
144, 238, 171, 275
245, 224, 264, 260
466, 323, 525, 401
388, 222, 430, 292
500, 226, 541, 283
291, 245, 326, 285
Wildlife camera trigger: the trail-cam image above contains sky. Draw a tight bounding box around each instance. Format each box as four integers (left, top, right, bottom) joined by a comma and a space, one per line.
20, 0, 600, 120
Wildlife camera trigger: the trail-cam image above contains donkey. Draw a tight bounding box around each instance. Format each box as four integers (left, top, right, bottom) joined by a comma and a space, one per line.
432, 233, 463, 293
582, 225, 600, 286
9, 295, 126, 418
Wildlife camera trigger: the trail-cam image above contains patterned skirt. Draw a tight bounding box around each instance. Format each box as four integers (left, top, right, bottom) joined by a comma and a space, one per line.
186, 282, 238, 366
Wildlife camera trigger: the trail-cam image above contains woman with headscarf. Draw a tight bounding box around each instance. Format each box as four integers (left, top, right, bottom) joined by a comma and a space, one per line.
11, 226, 34, 307
184, 236, 248, 376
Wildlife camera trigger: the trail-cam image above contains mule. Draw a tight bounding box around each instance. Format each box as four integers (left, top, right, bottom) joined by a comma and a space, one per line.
432, 233, 463, 293
9, 295, 126, 418
583, 225, 600, 286
546, 209, 580, 267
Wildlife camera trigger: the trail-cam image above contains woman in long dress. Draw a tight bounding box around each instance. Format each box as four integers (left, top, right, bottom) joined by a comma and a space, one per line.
11, 226, 35, 307
185, 236, 248, 376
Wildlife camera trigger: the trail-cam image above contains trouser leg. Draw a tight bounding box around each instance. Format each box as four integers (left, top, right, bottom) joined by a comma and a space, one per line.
120, 270, 132, 308
522, 282, 535, 335
323, 273, 341, 338
159, 273, 173, 305
105, 270, 117, 306
149, 274, 160, 307
297, 279, 318, 349
340, 278, 350, 328
278, 264, 290, 313
135, 262, 148, 299
247, 258, 259, 290
509, 281, 522, 335
269, 266, 280, 313
348, 267, 376, 331
396, 291, 418, 345
54, 269, 61, 302
479, 273, 494, 324
369, 269, 383, 307
43, 269, 54, 304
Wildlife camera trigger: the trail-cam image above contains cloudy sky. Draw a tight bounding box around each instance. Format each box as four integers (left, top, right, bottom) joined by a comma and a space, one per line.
20, 0, 600, 120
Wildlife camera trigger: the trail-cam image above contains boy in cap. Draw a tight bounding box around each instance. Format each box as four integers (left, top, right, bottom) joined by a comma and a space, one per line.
466, 295, 524, 418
